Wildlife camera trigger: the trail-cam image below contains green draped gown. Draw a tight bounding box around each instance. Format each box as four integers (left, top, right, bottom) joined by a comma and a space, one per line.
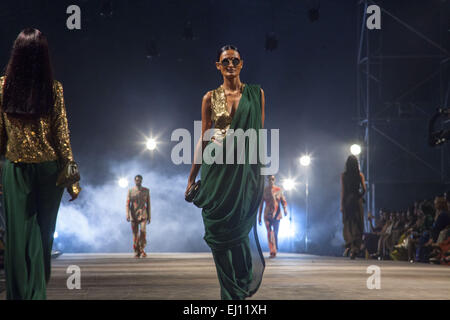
193, 83, 265, 300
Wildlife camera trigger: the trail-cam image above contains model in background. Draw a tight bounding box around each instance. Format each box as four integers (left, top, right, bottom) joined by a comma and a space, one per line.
126, 175, 151, 258
258, 175, 288, 258
0, 28, 80, 299
186, 45, 265, 300
340, 155, 366, 259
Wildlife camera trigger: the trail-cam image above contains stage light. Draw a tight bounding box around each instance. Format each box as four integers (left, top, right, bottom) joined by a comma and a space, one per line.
54, 231, 58, 239
282, 178, 296, 191
287, 223, 296, 238
146, 138, 157, 150
118, 178, 128, 188
279, 218, 296, 239
299, 155, 311, 167
350, 144, 362, 155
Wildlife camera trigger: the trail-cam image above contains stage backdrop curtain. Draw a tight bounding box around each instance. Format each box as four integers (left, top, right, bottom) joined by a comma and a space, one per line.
193, 84, 265, 300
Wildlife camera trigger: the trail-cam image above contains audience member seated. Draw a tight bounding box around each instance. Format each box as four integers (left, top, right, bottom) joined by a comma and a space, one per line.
363, 210, 386, 257
371, 194, 450, 265
428, 196, 450, 264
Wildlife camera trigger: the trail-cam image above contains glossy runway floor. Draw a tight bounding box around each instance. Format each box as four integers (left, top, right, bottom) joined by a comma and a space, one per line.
0, 253, 449, 299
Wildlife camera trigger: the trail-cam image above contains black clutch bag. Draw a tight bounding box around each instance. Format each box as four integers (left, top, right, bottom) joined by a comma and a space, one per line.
185, 180, 201, 203
56, 160, 80, 188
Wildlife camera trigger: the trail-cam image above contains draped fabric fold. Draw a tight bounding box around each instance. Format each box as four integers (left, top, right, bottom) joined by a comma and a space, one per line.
193, 84, 265, 300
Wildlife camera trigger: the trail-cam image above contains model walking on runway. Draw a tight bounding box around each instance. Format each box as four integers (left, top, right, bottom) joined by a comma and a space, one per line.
340, 155, 366, 259
126, 175, 151, 258
258, 175, 288, 258
186, 45, 266, 300
0, 28, 80, 299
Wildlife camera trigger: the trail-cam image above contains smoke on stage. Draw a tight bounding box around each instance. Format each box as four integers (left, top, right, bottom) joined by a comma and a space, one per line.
55, 159, 209, 253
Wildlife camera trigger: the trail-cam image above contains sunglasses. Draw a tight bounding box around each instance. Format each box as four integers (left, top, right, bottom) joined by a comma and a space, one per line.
220, 57, 241, 67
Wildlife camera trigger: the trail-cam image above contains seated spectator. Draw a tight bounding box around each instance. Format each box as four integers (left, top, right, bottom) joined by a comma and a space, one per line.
406, 208, 427, 262
375, 211, 395, 259
414, 201, 436, 262
374, 194, 450, 265
398, 211, 407, 231
364, 193, 450, 265
404, 206, 416, 230
428, 196, 450, 264
389, 212, 404, 250
431, 196, 450, 242
363, 210, 386, 257
391, 206, 418, 261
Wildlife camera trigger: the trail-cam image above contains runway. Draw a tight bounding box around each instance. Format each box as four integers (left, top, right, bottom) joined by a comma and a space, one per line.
0, 253, 449, 300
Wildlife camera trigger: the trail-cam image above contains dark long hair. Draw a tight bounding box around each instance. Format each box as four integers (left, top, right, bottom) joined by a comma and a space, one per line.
344, 155, 360, 177
342, 155, 362, 197
216, 44, 242, 61
2, 28, 54, 116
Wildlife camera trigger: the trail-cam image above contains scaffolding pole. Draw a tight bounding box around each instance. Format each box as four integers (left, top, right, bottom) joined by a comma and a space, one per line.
356, 0, 450, 224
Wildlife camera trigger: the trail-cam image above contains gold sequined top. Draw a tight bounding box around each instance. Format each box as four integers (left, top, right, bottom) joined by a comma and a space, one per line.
0, 76, 80, 195
210, 83, 245, 141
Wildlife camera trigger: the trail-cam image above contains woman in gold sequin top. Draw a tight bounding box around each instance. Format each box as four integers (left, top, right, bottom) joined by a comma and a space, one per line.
0, 28, 80, 300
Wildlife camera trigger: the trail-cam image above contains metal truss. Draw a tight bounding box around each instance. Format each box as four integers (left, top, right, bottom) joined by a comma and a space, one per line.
357, 0, 450, 225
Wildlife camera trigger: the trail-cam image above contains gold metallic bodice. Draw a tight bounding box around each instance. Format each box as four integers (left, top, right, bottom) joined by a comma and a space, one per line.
0, 76, 80, 195
0, 76, 74, 163
210, 83, 245, 141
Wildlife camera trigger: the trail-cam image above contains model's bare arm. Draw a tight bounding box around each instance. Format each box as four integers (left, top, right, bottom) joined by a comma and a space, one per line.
360, 172, 367, 196
258, 199, 264, 224
186, 91, 213, 194
281, 193, 288, 215
147, 190, 151, 224
126, 190, 131, 221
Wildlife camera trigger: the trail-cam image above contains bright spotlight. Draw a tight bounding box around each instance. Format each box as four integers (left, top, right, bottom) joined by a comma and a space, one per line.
146, 138, 157, 150
118, 178, 128, 188
279, 218, 296, 239
282, 178, 296, 191
350, 144, 361, 155
299, 155, 311, 167
53, 231, 58, 239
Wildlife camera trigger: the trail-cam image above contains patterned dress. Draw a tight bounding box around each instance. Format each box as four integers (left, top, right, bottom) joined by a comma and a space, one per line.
126, 186, 150, 254
262, 185, 287, 256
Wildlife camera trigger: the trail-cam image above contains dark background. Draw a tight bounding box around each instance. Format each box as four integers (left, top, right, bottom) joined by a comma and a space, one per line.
0, 0, 448, 254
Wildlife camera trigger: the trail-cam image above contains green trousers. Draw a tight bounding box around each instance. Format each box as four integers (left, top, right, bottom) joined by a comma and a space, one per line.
2, 159, 64, 300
